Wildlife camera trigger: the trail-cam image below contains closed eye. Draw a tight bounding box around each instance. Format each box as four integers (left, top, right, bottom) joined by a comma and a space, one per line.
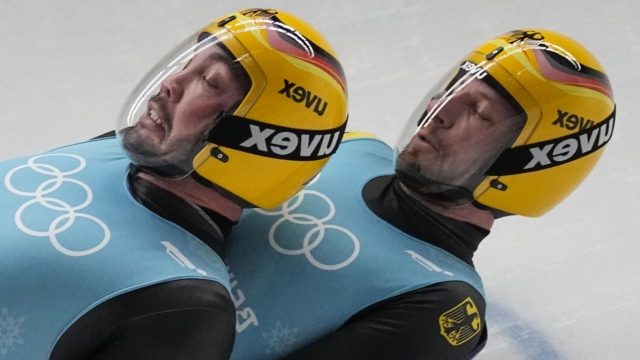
203, 75, 220, 90
478, 112, 492, 122
475, 103, 493, 123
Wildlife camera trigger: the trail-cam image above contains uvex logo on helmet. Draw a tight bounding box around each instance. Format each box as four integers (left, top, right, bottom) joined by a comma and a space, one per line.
206, 114, 346, 161
552, 109, 594, 132
486, 109, 615, 176
279, 79, 329, 117
460, 61, 488, 79
239, 123, 342, 160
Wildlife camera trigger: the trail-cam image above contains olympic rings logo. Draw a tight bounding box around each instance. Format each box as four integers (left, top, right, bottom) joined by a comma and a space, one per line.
4, 153, 111, 256
256, 176, 360, 271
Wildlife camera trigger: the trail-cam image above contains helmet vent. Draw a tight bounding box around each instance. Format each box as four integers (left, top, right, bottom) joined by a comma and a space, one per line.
490, 179, 508, 191
211, 147, 229, 163
217, 15, 237, 27
486, 46, 504, 60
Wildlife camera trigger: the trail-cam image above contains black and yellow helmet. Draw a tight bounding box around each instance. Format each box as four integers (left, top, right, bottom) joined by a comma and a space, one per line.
117, 8, 348, 209
396, 29, 614, 216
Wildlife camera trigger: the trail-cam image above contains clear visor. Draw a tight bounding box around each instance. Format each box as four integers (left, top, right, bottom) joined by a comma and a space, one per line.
394, 61, 526, 206
116, 28, 253, 178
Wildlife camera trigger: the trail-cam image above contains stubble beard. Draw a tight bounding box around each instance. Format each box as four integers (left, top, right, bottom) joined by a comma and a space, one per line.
396, 147, 475, 205
120, 125, 199, 170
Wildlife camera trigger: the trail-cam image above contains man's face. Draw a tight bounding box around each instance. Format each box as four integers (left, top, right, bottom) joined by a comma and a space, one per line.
122, 44, 247, 171
397, 78, 523, 192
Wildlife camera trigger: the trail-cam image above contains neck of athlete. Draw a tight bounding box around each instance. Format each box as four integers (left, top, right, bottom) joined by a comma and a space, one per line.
397, 181, 495, 230
136, 172, 242, 222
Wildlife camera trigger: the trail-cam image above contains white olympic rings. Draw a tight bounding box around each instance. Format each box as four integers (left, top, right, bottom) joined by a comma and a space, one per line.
257, 180, 360, 271
4, 153, 110, 256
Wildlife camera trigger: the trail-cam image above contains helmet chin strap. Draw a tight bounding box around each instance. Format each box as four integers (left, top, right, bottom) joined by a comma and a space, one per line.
394, 168, 474, 208
393, 170, 496, 229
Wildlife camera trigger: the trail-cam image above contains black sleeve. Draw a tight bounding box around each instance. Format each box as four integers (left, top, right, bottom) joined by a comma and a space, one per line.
284, 281, 487, 360
50, 279, 236, 360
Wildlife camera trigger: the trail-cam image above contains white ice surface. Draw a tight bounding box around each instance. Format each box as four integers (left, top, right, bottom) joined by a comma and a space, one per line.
1, 1, 638, 358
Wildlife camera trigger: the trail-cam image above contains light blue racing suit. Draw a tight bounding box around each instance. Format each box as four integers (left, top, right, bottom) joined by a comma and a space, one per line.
0, 138, 229, 358
226, 136, 484, 359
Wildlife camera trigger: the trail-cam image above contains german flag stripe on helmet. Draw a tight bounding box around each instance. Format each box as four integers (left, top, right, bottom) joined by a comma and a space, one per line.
534, 50, 613, 98
266, 16, 347, 92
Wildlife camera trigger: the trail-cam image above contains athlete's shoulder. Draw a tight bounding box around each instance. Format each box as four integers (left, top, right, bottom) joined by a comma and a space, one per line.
48, 134, 117, 152
331, 130, 394, 165
38, 135, 127, 164
342, 130, 379, 141
428, 280, 485, 304
341, 131, 391, 148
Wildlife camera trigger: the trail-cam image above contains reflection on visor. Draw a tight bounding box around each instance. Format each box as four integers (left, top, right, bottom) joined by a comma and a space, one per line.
117, 27, 252, 180
415, 60, 491, 131
125, 30, 232, 128
396, 57, 527, 206
416, 60, 523, 131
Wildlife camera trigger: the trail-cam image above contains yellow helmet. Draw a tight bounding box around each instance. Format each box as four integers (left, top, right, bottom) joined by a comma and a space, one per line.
395, 29, 614, 217
117, 8, 348, 209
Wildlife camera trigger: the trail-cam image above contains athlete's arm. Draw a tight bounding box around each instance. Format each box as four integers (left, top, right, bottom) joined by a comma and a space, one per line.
284, 281, 486, 360
50, 279, 235, 360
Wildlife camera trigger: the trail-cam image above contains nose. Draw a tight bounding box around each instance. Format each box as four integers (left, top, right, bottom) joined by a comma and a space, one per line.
159, 71, 186, 102
425, 98, 454, 129
434, 113, 454, 129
